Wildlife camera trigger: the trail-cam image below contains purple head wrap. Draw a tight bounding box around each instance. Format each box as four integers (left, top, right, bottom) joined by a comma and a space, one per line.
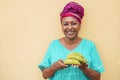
60, 2, 84, 23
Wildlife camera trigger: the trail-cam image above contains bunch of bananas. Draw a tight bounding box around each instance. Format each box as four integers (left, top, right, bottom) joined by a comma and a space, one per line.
64, 52, 87, 65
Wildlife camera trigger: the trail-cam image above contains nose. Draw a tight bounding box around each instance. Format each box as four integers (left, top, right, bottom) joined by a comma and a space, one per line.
68, 24, 72, 29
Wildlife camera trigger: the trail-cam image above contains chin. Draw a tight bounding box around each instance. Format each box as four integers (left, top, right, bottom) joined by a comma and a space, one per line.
66, 35, 76, 40
64, 33, 77, 39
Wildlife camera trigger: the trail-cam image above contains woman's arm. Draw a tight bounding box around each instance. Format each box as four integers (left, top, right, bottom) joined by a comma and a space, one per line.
42, 60, 67, 79
79, 64, 100, 80
82, 67, 100, 80
42, 66, 57, 79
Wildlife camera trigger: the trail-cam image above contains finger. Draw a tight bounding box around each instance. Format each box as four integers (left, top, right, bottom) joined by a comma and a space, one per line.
58, 61, 68, 67
58, 60, 64, 63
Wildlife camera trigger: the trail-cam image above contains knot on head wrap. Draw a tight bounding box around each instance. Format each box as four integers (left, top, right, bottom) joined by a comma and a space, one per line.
60, 2, 84, 23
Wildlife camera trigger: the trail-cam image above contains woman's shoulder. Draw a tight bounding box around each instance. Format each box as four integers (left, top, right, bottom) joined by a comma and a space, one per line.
48, 39, 60, 46
82, 38, 96, 47
49, 39, 59, 44
82, 38, 94, 43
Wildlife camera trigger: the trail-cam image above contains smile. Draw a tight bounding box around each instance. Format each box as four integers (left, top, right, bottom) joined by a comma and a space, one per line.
67, 31, 75, 35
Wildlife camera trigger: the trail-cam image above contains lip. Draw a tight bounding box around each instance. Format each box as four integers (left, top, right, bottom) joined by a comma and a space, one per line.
66, 31, 75, 35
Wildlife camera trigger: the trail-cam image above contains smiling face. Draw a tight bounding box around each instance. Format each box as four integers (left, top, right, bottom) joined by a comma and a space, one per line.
61, 16, 81, 40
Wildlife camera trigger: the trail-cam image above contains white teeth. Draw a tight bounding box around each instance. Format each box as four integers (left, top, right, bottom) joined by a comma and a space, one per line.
67, 31, 74, 34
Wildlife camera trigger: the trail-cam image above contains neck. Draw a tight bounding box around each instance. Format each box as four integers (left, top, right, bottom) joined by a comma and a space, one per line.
64, 37, 79, 44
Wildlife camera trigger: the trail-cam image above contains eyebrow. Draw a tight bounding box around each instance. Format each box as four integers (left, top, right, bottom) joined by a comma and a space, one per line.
63, 20, 77, 23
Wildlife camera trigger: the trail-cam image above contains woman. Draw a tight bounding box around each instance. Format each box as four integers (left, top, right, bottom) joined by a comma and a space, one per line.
38, 2, 105, 80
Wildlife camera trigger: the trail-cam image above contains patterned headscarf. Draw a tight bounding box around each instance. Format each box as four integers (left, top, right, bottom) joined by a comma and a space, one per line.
60, 2, 84, 23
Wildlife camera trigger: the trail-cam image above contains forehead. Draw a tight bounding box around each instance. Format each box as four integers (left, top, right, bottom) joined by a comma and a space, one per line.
61, 16, 78, 23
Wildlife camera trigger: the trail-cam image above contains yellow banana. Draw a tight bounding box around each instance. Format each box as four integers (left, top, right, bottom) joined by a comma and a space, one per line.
67, 52, 87, 63
68, 52, 84, 59
67, 55, 85, 63
64, 59, 81, 65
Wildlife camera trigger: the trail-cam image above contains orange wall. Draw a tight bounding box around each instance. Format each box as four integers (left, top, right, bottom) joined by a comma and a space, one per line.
0, 0, 120, 80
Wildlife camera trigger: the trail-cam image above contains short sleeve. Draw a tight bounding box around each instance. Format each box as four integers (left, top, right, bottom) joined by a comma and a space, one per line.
89, 42, 105, 73
38, 43, 52, 71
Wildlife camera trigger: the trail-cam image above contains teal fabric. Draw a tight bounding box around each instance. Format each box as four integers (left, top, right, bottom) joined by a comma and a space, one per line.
38, 38, 105, 80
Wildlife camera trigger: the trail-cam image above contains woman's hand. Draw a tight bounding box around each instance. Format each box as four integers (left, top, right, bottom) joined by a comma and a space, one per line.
79, 63, 88, 70
79, 63, 100, 80
51, 60, 68, 71
42, 60, 67, 79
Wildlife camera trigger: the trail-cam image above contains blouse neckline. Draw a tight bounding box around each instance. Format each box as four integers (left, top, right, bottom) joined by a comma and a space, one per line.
57, 38, 84, 51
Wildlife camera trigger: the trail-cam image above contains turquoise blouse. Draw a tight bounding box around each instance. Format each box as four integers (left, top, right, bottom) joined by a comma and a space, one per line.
38, 38, 105, 80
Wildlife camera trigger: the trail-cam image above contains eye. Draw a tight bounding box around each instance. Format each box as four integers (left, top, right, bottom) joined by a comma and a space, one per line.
72, 23, 77, 25
63, 23, 69, 26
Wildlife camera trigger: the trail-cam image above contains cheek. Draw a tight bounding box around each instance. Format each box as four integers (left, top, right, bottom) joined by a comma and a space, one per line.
62, 26, 66, 31
76, 25, 81, 31
76, 27, 80, 32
